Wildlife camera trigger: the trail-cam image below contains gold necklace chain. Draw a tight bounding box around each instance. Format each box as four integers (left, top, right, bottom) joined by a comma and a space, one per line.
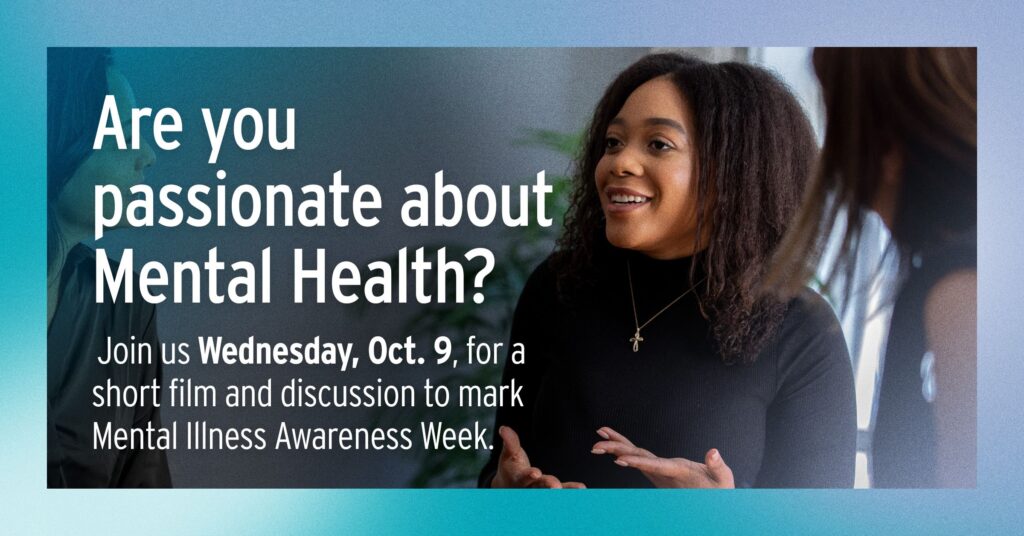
627, 260, 705, 353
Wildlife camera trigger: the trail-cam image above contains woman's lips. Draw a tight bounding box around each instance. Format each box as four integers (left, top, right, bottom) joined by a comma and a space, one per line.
604, 186, 653, 214
605, 199, 650, 214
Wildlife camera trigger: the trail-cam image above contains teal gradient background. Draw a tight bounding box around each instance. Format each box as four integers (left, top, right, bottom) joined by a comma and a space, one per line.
3, 1, 1022, 533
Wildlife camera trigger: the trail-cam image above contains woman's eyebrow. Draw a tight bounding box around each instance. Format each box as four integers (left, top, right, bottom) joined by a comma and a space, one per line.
608, 116, 687, 135
644, 117, 687, 135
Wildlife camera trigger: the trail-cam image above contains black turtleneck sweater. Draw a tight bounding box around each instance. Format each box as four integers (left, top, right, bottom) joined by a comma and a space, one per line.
480, 248, 856, 488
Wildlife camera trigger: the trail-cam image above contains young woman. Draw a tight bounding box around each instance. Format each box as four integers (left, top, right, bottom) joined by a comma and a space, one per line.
47, 48, 170, 487
480, 53, 857, 488
769, 48, 977, 488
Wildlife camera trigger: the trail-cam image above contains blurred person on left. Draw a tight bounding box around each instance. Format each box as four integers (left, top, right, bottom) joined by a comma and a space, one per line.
47, 48, 169, 487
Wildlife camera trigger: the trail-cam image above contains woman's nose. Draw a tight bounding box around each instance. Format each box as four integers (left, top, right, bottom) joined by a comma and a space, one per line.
610, 147, 643, 177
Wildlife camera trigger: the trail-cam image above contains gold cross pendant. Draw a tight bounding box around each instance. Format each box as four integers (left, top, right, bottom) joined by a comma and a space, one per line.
630, 328, 644, 353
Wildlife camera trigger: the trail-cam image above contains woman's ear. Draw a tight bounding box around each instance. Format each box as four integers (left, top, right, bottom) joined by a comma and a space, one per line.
872, 145, 905, 228
880, 145, 905, 187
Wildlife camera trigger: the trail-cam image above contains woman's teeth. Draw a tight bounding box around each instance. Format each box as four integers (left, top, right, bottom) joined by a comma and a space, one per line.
610, 194, 650, 204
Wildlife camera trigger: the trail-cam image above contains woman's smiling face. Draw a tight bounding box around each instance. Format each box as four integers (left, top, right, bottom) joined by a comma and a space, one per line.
595, 75, 703, 259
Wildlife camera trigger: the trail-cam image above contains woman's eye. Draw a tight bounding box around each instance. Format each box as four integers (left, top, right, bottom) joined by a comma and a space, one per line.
649, 139, 673, 151
604, 137, 623, 151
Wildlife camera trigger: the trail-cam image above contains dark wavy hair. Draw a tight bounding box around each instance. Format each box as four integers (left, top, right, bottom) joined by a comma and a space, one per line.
553, 53, 817, 364
47, 47, 113, 274
768, 48, 976, 298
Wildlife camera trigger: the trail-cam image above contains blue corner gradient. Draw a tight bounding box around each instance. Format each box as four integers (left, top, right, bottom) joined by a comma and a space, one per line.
2, 1, 1022, 534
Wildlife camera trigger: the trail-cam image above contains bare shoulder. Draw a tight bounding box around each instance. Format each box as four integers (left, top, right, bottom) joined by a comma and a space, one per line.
922, 269, 977, 487
923, 269, 977, 350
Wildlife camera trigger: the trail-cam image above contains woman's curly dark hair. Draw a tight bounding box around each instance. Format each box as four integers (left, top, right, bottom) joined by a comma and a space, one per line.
552, 53, 817, 364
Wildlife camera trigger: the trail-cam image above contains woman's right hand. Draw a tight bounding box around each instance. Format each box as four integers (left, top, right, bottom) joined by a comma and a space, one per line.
491, 426, 586, 488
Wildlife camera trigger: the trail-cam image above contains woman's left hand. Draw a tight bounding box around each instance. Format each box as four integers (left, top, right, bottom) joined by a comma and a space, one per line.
591, 426, 735, 488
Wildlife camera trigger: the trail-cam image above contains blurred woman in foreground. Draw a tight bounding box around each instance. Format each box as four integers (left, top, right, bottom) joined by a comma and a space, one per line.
770, 47, 977, 488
